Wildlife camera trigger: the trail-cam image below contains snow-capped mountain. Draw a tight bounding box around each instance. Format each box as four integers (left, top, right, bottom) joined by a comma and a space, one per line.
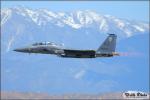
1, 7, 149, 37
1, 7, 149, 53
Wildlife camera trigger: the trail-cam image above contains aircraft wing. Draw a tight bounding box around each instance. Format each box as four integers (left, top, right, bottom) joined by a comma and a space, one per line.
62, 49, 96, 58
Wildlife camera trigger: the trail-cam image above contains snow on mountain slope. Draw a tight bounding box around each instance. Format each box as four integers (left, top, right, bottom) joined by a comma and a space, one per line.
1, 7, 149, 53
1, 7, 149, 36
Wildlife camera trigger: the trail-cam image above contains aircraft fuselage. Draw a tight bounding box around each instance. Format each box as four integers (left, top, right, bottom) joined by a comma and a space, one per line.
13, 34, 119, 58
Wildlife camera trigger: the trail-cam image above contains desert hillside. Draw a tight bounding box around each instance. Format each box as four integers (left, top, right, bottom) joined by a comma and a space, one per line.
1, 91, 124, 99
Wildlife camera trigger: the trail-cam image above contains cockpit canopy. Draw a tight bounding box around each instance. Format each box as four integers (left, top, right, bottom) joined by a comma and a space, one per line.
32, 42, 63, 47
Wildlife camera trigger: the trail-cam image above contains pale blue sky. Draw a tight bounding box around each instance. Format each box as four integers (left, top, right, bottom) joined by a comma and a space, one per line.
1, 1, 149, 22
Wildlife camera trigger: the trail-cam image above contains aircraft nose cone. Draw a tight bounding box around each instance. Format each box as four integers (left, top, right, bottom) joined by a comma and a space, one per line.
13, 48, 29, 52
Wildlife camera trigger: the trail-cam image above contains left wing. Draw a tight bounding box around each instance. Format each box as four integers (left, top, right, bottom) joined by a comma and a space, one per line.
61, 49, 96, 58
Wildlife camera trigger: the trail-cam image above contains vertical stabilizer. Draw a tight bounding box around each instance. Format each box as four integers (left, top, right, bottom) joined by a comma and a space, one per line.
97, 34, 117, 53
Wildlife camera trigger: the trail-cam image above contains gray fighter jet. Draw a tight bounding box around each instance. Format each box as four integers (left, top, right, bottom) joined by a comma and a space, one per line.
13, 34, 119, 58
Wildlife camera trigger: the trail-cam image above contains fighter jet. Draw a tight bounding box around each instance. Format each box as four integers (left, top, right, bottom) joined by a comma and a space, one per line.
13, 34, 119, 58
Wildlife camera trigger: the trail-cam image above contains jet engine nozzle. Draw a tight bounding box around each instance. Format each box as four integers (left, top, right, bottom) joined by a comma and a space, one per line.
112, 52, 120, 56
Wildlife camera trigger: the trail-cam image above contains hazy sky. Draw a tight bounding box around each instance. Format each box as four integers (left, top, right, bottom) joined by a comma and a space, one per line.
1, 1, 149, 22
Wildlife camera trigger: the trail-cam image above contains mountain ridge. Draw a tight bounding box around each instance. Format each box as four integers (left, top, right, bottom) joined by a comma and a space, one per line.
1, 7, 149, 38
